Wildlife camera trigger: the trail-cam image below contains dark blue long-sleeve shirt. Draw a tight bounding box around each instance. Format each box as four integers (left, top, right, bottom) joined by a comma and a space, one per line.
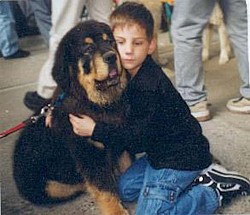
92, 56, 212, 171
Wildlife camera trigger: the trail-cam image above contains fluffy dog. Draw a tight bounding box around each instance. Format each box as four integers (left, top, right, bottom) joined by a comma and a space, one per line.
13, 20, 132, 215
202, 2, 231, 64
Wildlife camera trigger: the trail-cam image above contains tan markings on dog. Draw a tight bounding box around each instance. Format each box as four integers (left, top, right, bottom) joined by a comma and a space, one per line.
45, 180, 85, 198
118, 151, 132, 174
87, 138, 105, 149
84, 37, 94, 44
102, 33, 108, 41
77, 56, 109, 105
77, 53, 127, 106
93, 53, 110, 80
86, 182, 129, 215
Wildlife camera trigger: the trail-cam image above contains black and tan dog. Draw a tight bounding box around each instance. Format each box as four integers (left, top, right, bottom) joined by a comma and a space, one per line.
13, 20, 132, 215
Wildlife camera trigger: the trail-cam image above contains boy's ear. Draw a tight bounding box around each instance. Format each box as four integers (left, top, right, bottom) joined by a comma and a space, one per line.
148, 38, 157, 55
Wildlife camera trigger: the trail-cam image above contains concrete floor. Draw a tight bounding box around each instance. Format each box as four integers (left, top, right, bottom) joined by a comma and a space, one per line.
0, 34, 249, 215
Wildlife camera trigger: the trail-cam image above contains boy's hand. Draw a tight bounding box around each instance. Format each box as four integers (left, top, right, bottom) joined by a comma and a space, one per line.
45, 109, 53, 128
45, 114, 53, 128
69, 114, 96, 137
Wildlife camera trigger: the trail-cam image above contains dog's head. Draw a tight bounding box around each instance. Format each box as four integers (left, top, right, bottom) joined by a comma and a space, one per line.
52, 20, 127, 106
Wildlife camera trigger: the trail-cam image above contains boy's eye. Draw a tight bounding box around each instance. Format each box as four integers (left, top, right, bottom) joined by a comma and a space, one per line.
115, 40, 124, 45
134, 41, 143, 46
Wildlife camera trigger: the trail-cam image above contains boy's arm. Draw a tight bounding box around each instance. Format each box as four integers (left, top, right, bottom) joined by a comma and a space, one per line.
92, 91, 157, 151
70, 88, 159, 152
92, 115, 150, 152
69, 113, 148, 152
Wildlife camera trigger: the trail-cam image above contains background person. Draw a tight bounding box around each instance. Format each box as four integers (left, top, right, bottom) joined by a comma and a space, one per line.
0, 1, 30, 60
24, 0, 113, 111
171, 0, 249, 121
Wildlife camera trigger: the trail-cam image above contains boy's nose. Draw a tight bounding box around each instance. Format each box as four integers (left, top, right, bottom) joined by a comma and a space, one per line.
124, 43, 133, 54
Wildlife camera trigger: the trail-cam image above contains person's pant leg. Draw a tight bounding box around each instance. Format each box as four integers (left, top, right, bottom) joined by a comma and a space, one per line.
118, 156, 147, 202
135, 165, 219, 215
220, 0, 250, 98
87, 0, 112, 25
0, 2, 18, 57
171, 0, 215, 105
37, 0, 86, 98
30, 0, 52, 46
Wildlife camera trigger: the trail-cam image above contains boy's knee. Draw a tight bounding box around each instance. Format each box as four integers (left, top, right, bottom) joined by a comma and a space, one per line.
118, 177, 139, 202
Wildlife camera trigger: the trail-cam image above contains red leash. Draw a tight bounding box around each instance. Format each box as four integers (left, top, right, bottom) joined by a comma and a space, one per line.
0, 105, 53, 139
0, 120, 30, 139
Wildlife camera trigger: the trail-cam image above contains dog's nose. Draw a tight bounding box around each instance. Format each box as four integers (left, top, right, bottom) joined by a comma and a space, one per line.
103, 51, 117, 64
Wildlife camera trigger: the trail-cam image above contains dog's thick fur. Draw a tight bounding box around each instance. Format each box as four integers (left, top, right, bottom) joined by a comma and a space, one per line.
202, 2, 231, 64
13, 20, 132, 215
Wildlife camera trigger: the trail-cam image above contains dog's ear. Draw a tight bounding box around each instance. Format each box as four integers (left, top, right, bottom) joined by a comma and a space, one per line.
52, 36, 73, 93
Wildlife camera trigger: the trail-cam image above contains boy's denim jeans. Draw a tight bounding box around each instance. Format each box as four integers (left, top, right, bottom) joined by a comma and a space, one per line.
119, 156, 219, 215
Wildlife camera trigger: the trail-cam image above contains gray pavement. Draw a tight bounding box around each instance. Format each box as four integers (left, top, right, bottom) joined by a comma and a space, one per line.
0, 34, 250, 215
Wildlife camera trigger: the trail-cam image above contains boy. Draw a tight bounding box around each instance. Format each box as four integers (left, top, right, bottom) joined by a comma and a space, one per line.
69, 2, 250, 214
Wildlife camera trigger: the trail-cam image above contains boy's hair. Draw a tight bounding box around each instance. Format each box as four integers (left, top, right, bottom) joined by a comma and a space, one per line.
110, 2, 154, 41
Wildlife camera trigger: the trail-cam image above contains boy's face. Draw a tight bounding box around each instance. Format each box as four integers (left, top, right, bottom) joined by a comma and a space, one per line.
113, 24, 156, 77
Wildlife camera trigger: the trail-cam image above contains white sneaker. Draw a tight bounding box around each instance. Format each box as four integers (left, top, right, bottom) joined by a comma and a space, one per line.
226, 97, 250, 113
189, 101, 211, 122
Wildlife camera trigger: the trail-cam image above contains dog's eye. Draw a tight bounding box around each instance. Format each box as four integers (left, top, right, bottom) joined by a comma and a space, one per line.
81, 53, 92, 74
106, 39, 116, 47
82, 59, 91, 74
84, 44, 95, 54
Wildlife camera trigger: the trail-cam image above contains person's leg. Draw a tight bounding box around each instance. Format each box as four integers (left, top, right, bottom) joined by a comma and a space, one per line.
87, 0, 112, 25
24, 0, 86, 111
171, 0, 216, 121
30, 0, 52, 46
118, 156, 147, 202
17, 0, 35, 27
0, 1, 30, 59
195, 163, 250, 206
0, 1, 18, 57
220, 0, 250, 113
37, 0, 85, 98
135, 164, 218, 215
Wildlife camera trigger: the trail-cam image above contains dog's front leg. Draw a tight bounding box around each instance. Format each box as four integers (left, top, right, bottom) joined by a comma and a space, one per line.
218, 23, 231, 65
202, 24, 213, 62
86, 182, 130, 215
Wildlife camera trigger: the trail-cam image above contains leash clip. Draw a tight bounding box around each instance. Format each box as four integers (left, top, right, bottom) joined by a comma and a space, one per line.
30, 104, 54, 124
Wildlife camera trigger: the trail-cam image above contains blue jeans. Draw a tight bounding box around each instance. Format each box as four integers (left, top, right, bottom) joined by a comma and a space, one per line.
0, 1, 19, 57
119, 156, 219, 215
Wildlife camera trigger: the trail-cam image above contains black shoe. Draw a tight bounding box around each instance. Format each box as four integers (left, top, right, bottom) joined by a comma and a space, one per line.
0, 52, 3, 58
24, 91, 50, 112
194, 164, 250, 206
4, 49, 30, 60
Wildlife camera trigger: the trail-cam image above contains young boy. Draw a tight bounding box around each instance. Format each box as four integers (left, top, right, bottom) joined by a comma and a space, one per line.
69, 2, 250, 214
